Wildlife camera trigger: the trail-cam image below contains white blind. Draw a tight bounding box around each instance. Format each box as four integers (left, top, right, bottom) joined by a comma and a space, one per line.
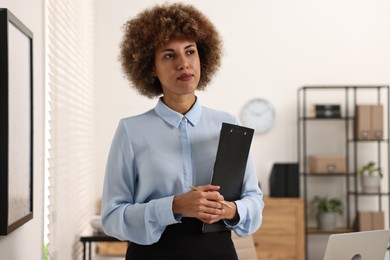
46, 0, 96, 259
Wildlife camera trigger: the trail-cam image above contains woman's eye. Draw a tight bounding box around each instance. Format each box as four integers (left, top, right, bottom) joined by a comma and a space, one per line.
164, 53, 174, 59
187, 50, 195, 55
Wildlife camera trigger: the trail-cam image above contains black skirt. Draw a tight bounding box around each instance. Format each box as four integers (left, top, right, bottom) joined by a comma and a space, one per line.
126, 218, 238, 260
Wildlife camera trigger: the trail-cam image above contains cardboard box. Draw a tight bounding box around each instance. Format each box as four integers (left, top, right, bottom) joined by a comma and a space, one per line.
370, 105, 383, 140
355, 105, 384, 140
308, 155, 346, 174
355, 105, 371, 140
358, 211, 372, 231
357, 211, 384, 231
372, 211, 385, 230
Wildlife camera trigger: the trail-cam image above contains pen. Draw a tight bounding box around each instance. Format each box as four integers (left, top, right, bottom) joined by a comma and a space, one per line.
190, 185, 233, 209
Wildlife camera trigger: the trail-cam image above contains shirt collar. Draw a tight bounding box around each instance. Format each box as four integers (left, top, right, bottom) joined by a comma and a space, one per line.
154, 97, 202, 128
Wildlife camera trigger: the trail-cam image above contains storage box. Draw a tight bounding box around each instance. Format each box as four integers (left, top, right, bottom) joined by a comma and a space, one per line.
355, 105, 371, 140
312, 104, 341, 118
269, 163, 299, 197
355, 105, 383, 140
357, 211, 384, 231
308, 155, 346, 174
370, 105, 383, 140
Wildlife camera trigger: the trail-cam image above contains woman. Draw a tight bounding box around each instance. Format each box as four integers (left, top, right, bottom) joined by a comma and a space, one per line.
102, 3, 264, 259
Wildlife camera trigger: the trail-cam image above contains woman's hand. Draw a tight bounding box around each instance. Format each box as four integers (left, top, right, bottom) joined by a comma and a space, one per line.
173, 184, 238, 224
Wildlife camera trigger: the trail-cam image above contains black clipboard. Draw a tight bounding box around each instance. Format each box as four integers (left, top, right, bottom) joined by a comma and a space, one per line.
202, 122, 254, 233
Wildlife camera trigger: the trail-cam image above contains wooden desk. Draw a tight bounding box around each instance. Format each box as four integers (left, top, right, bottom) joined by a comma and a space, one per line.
252, 197, 305, 260
79, 233, 127, 260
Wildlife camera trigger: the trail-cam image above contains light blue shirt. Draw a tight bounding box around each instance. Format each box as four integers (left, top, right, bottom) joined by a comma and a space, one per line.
102, 98, 264, 245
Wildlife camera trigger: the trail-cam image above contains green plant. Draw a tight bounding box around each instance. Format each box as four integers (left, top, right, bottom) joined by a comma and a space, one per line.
311, 195, 344, 216
358, 161, 383, 178
43, 244, 48, 260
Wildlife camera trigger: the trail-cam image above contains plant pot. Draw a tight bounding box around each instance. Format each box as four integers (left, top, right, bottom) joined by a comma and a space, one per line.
361, 175, 381, 193
317, 212, 337, 231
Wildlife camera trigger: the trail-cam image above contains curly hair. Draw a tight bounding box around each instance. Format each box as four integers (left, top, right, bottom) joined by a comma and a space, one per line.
119, 3, 223, 98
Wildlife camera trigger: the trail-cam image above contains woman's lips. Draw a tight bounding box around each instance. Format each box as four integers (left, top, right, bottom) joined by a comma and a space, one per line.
177, 73, 193, 81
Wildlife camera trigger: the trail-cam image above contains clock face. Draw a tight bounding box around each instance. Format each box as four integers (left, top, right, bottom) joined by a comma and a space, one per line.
240, 98, 275, 134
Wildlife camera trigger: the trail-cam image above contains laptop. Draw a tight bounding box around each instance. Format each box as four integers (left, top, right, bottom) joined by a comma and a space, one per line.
323, 229, 390, 260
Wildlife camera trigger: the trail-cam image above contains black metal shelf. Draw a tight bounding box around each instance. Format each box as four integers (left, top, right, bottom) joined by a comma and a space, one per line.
301, 85, 388, 90
348, 139, 389, 143
301, 172, 354, 177
297, 85, 390, 260
299, 116, 353, 121
348, 191, 390, 196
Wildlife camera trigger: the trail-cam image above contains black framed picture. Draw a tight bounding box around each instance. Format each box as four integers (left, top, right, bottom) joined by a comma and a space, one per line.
0, 8, 33, 235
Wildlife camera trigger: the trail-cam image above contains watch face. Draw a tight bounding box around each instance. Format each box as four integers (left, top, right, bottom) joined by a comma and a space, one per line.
240, 98, 275, 134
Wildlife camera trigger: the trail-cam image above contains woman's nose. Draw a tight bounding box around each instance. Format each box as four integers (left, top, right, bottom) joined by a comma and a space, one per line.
177, 56, 190, 70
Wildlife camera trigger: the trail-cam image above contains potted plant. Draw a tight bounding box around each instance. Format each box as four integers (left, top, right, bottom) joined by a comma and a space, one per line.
311, 195, 344, 231
358, 161, 383, 193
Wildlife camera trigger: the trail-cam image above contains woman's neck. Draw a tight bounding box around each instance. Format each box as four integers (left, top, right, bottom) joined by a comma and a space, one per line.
162, 94, 196, 115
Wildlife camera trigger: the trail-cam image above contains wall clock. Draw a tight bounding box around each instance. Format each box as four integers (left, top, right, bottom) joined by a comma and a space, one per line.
240, 98, 275, 134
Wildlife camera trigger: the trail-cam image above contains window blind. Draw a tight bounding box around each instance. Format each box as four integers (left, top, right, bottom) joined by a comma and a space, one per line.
45, 0, 96, 259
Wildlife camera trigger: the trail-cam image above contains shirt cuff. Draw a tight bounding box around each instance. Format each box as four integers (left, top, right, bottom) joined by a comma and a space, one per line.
224, 200, 247, 227
155, 195, 181, 226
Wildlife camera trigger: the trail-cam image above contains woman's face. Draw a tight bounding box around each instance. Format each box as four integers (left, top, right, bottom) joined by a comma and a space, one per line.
153, 38, 201, 99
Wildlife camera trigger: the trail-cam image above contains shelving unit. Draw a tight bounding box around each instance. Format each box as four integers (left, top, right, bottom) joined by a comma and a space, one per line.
297, 86, 389, 259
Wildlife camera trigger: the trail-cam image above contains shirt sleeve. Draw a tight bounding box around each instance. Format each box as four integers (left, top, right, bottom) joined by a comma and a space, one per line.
224, 118, 264, 236
101, 120, 180, 245
225, 154, 264, 236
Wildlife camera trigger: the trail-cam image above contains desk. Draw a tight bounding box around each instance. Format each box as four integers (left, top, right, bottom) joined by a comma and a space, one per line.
79, 233, 128, 260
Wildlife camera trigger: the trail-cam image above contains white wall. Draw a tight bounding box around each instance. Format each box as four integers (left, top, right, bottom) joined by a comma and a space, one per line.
95, 0, 390, 194
95, 1, 390, 259
0, 0, 45, 259
2, 0, 387, 259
